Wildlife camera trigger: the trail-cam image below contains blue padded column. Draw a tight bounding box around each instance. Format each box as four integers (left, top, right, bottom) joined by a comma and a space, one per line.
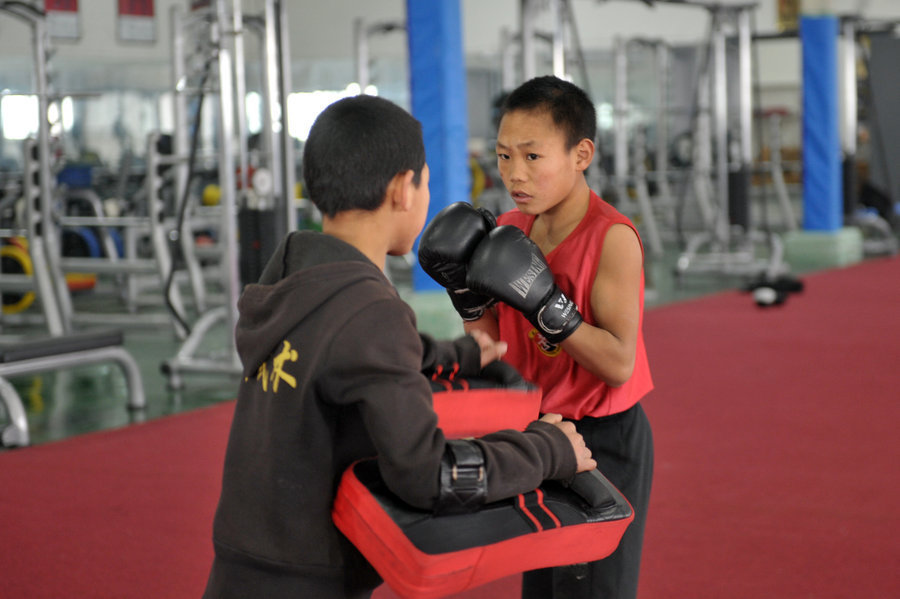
800, 15, 842, 232
406, 0, 470, 291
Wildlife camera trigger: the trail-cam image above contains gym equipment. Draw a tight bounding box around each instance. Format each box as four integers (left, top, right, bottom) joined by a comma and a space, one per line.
353, 17, 406, 93
333, 363, 632, 599
844, 18, 899, 256
201, 183, 221, 206
0, 5, 197, 337
0, 5, 72, 336
751, 17, 898, 256
334, 460, 632, 599
505, 0, 590, 89
428, 361, 541, 438
47, 154, 190, 337
671, 1, 790, 284
756, 107, 799, 231
0, 243, 36, 314
610, 36, 670, 257
0, 329, 145, 448
162, 0, 295, 389
59, 228, 100, 294
742, 274, 804, 308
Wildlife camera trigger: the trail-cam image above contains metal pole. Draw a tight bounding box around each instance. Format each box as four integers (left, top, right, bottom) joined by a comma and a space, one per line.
32, 11, 73, 331
840, 18, 857, 157
261, 0, 282, 211
737, 9, 753, 169
840, 17, 858, 213
273, 0, 296, 235
613, 37, 629, 189
214, 0, 240, 339
500, 27, 517, 90
170, 5, 190, 223
730, 6, 754, 232
551, 0, 566, 79
711, 11, 729, 244
354, 17, 369, 91
232, 0, 250, 194
521, 0, 536, 81
654, 41, 672, 202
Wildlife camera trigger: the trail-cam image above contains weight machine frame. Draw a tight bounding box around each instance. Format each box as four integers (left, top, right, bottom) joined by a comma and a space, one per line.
0, 2, 72, 335
611, 36, 673, 257
502, 0, 590, 91
161, 0, 295, 390
671, 0, 788, 281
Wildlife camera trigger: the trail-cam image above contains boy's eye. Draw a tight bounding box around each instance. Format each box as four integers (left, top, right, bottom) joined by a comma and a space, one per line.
497, 153, 509, 160
526, 153, 539, 160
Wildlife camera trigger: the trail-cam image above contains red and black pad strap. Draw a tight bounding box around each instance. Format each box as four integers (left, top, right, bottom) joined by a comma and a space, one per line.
515, 489, 562, 532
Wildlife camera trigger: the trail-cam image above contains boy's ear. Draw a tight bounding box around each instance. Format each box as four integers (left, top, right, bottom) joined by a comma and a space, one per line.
574, 138, 595, 171
386, 170, 416, 212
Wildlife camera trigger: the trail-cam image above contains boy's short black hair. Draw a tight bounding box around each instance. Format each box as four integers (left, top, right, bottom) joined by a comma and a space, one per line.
303, 95, 425, 218
500, 76, 596, 150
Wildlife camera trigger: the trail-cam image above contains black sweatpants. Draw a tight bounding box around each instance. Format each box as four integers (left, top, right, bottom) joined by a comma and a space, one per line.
521, 402, 654, 599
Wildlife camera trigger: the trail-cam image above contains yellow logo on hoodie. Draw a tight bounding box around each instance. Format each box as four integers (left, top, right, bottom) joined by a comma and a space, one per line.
247, 340, 299, 392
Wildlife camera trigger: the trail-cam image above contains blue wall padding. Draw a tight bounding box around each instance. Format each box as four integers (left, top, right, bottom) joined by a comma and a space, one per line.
406, 0, 470, 291
800, 16, 842, 232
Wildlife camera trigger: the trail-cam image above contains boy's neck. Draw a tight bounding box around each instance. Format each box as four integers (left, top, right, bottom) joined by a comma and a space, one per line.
532, 180, 591, 251
322, 210, 389, 271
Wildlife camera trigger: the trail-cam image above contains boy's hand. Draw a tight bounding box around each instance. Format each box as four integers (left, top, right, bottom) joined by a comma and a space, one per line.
469, 328, 508, 367
418, 202, 497, 321
467, 226, 583, 344
539, 413, 597, 473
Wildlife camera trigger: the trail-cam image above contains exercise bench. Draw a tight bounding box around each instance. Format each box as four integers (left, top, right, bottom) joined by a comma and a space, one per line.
0, 329, 145, 448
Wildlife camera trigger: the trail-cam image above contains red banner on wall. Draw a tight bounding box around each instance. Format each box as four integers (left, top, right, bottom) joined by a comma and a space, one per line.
118, 0, 156, 42
45, 0, 77, 10
118, 0, 154, 18
45, 0, 80, 39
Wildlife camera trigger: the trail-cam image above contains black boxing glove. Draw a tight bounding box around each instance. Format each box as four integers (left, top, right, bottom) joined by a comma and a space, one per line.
418, 202, 498, 321
466, 225, 583, 344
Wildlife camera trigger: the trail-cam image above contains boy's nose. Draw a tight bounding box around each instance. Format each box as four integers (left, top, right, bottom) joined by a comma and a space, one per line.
505, 159, 526, 183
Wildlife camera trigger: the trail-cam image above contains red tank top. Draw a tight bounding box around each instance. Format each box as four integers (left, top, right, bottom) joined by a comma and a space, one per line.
496, 191, 653, 419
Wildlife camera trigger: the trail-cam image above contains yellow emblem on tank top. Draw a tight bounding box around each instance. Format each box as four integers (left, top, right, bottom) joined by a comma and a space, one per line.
528, 328, 562, 357
246, 340, 299, 392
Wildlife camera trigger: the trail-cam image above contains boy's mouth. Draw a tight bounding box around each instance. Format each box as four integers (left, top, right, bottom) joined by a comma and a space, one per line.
510, 191, 531, 201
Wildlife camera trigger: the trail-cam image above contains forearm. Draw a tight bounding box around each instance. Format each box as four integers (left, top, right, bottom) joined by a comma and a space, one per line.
475, 421, 577, 502
463, 310, 500, 341
561, 321, 636, 387
420, 332, 482, 377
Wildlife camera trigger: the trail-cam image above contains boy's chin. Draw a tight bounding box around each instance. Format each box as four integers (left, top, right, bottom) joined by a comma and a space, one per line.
513, 200, 540, 215
388, 246, 412, 257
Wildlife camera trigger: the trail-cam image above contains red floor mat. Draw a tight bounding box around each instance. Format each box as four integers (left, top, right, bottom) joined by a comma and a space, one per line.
0, 402, 233, 599
636, 257, 900, 598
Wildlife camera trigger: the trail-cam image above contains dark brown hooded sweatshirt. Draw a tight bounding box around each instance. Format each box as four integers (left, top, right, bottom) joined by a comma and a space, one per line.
203, 231, 576, 598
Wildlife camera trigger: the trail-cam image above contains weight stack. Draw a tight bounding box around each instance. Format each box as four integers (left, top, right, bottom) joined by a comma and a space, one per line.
842, 155, 857, 216
728, 166, 751, 230
238, 208, 279, 287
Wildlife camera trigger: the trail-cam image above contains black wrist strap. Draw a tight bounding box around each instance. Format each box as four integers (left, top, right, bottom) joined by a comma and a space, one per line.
435, 440, 487, 515
534, 287, 583, 344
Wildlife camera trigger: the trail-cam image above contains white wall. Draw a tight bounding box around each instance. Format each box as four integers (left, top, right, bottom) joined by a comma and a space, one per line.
2, 0, 898, 88
1, 0, 898, 161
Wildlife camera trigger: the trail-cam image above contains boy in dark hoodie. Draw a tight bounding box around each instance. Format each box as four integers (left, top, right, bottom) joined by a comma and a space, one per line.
202, 95, 597, 599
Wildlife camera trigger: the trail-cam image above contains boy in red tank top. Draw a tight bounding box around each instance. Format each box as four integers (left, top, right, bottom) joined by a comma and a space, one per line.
420, 76, 654, 599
